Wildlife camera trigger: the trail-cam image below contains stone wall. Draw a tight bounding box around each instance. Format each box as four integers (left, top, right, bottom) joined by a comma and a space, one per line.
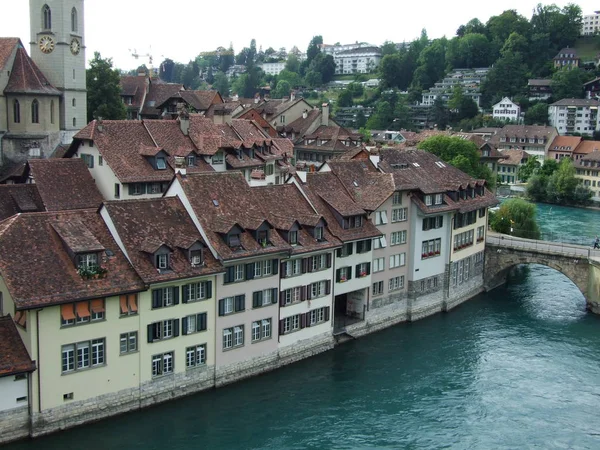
0, 406, 30, 445
407, 274, 445, 321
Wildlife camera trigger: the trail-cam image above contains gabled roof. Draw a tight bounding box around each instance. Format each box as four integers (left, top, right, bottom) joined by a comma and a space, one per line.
4, 47, 60, 96
551, 98, 598, 107
574, 140, 600, 155
0, 184, 44, 221
175, 172, 293, 261
141, 82, 184, 117
27, 159, 104, 211
178, 90, 223, 111
0, 210, 145, 310
577, 149, 600, 162
119, 75, 147, 110
103, 197, 222, 283
72, 120, 174, 183
283, 109, 321, 137
0, 38, 19, 72
554, 47, 579, 59
0, 315, 35, 376
498, 149, 530, 166
548, 135, 582, 152
491, 125, 556, 142
528, 79, 552, 87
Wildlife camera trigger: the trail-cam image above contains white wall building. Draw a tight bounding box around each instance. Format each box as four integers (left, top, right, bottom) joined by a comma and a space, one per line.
492, 97, 521, 123
334, 46, 382, 75
548, 98, 600, 136
259, 62, 286, 76
582, 12, 600, 36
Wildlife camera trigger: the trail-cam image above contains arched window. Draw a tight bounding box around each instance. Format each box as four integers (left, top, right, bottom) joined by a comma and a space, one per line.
13, 100, 20, 123
71, 8, 78, 32
42, 5, 51, 30
72, 98, 76, 107
50, 100, 55, 124
73, 118, 77, 127
32, 99, 39, 124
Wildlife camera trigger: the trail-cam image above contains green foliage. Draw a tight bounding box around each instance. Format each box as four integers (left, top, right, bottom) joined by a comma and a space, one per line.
306, 36, 323, 65
337, 89, 353, 107
309, 53, 336, 84
284, 55, 300, 74
524, 102, 549, 125
526, 158, 592, 205
481, 51, 528, 107
551, 68, 591, 101
366, 100, 393, 129
446, 33, 491, 68
381, 41, 399, 56
490, 198, 541, 239
86, 52, 126, 123
517, 157, 541, 182
213, 72, 229, 96
417, 136, 495, 187
231, 66, 264, 98
273, 80, 291, 99
358, 127, 372, 143
304, 70, 323, 88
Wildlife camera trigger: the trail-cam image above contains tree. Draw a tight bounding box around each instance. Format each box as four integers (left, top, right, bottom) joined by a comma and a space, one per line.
86, 52, 126, 123
481, 51, 528, 107
213, 72, 229, 96
304, 70, 322, 88
306, 36, 323, 65
517, 157, 541, 182
355, 109, 367, 128
285, 54, 300, 73
432, 97, 449, 130
310, 53, 336, 83
278, 70, 302, 88
411, 38, 447, 91
337, 89, 353, 107
366, 101, 393, 129
551, 68, 590, 101
524, 103, 549, 125
446, 33, 491, 69
273, 80, 291, 99
381, 41, 399, 56
526, 158, 591, 205
159, 58, 176, 82
490, 198, 541, 239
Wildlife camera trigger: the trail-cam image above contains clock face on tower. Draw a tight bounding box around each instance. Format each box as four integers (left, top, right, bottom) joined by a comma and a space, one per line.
70, 38, 81, 55
39, 36, 55, 54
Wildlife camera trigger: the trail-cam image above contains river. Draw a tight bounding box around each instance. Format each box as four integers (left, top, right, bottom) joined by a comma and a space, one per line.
5, 203, 600, 450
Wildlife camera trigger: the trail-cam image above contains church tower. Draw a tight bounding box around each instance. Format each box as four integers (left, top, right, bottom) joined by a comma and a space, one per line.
29, 0, 86, 134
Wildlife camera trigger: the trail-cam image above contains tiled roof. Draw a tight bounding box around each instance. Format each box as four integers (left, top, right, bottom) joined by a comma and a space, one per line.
119, 75, 147, 110
28, 159, 104, 211
549, 135, 582, 152
4, 47, 60, 96
179, 90, 222, 111
103, 197, 222, 283
574, 140, 600, 155
0, 315, 35, 376
491, 125, 556, 141
528, 79, 552, 86
0, 210, 145, 310
498, 149, 530, 166
551, 98, 599, 107
283, 109, 321, 136
175, 172, 292, 261
554, 47, 579, 59
188, 116, 242, 155
143, 120, 197, 155
577, 149, 600, 162
303, 172, 382, 242
141, 82, 184, 117
0, 38, 19, 72
73, 120, 174, 183
0, 184, 44, 221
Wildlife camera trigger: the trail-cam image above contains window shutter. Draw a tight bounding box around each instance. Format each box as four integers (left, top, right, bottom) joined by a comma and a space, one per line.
205, 281, 212, 299
301, 286, 306, 301
305, 312, 312, 328
173, 319, 180, 337
347, 242, 353, 255
272, 259, 279, 275
324, 307, 330, 322
218, 299, 225, 316
173, 288, 180, 305
280, 290, 286, 306
280, 262, 286, 278
224, 266, 234, 283
271, 288, 278, 304
279, 319, 285, 335
302, 258, 309, 274
235, 295, 245, 312
365, 239, 372, 252
356, 241, 362, 253
128, 184, 135, 196
422, 218, 427, 231
326, 253, 332, 268
198, 313, 207, 331
355, 265, 360, 278
348, 268, 353, 280
152, 290, 161, 309
300, 314, 306, 329
336, 269, 341, 282
306, 285, 312, 300
182, 285, 189, 304
439, 216, 443, 227
147, 324, 154, 343
246, 263, 255, 280
336, 248, 342, 258
253, 291, 261, 308
325, 280, 331, 295
366, 262, 371, 275
182, 317, 188, 335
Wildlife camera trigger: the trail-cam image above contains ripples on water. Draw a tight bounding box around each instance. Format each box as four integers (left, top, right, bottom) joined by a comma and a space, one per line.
6, 265, 600, 450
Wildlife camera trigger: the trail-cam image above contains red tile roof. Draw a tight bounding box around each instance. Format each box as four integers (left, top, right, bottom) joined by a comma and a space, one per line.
0, 184, 44, 221
119, 75, 148, 110
548, 135, 582, 152
574, 140, 600, 155
141, 82, 184, 117
28, 159, 104, 211
179, 90, 223, 111
4, 47, 60, 96
498, 149, 531, 166
0, 315, 35, 376
0, 210, 145, 310
0, 38, 19, 72
103, 197, 223, 283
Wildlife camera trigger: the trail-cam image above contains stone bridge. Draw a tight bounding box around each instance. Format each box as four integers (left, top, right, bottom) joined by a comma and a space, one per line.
484, 232, 600, 314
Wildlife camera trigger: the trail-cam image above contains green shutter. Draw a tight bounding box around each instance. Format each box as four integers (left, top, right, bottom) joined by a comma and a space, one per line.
182, 317, 188, 335
205, 281, 212, 299
182, 285, 189, 303
271, 288, 278, 304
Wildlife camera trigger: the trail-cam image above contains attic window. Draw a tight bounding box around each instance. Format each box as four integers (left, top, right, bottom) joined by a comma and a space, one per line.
435, 161, 446, 168
212, 199, 219, 207
412, 163, 420, 167
314, 226, 324, 241
156, 254, 169, 270
289, 230, 298, 245
190, 249, 203, 267
353, 181, 359, 187
257, 230, 269, 247
77, 253, 98, 269
187, 155, 195, 167
156, 157, 166, 170
228, 233, 241, 248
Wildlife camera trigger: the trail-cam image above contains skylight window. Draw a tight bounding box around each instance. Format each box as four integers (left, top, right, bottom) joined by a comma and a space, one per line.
212, 199, 219, 207
435, 161, 446, 168
353, 181, 359, 187
156, 157, 166, 170
412, 162, 420, 167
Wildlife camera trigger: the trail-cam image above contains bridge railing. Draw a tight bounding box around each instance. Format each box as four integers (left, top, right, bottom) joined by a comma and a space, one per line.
486, 231, 598, 259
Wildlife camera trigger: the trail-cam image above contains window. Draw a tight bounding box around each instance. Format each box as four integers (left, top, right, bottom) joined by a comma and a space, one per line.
98, 155, 103, 166
147, 319, 178, 342
421, 239, 441, 259
31, 99, 39, 123
478, 207, 486, 218
283, 286, 303, 305
183, 281, 211, 303
391, 230, 407, 245
314, 226, 324, 241
13, 99, 20, 123
311, 254, 328, 271
77, 252, 97, 269
372, 281, 384, 296
156, 157, 167, 170
50, 100, 54, 124
212, 152, 224, 164
389, 276, 404, 291
422, 216, 443, 231
373, 235, 387, 249
392, 192, 402, 205
114, 184, 120, 199
156, 254, 169, 270
308, 307, 327, 326
252, 319, 272, 342
372, 257, 385, 273
61, 339, 105, 373
42, 4, 51, 29
289, 230, 298, 245
254, 260, 273, 278
284, 259, 302, 277
120, 332, 137, 354
425, 195, 432, 206
218, 295, 245, 316
61, 299, 105, 326
80, 153, 94, 169
281, 315, 302, 334
223, 328, 233, 349
375, 210, 388, 225
309, 280, 329, 299
120, 294, 138, 316
190, 249, 203, 266
392, 208, 407, 222
182, 313, 207, 335
71, 7, 78, 32
454, 229, 474, 251
356, 262, 370, 278
235, 264, 244, 281
72, 98, 76, 107
187, 155, 195, 167
152, 352, 174, 377
186, 344, 206, 369
434, 194, 443, 205
73, 118, 76, 127
253, 288, 277, 308
230, 325, 244, 347
356, 239, 372, 254
346, 215, 363, 229
337, 242, 354, 258
151, 287, 178, 308
477, 226, 485, 242
389, 253, 406, 268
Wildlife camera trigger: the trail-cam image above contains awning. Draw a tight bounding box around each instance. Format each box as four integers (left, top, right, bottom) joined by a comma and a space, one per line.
120, 296, 127, 314
61, 304, 76, 321
76, 302, 90, 318
91, 299, 105, 314
129, 295, 138, 313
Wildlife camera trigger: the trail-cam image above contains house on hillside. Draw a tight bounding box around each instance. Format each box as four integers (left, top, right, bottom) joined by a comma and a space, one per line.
492, 97, 521, 123
548, 98, 599, 136
553, 47, 580, 70
528, 79, 552, 101
547, 135, 583, 160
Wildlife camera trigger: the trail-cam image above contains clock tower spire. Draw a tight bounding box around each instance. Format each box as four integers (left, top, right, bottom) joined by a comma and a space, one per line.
29, 0, 86, 134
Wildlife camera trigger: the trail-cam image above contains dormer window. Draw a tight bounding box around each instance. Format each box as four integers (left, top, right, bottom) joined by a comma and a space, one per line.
248, 148, 255, 159
425, 195, 433, 206
345, 215, 363, 229
187, 155, 195, 167
228, 234, 241, 248
190, 249, 203, 266
257, 230, 269, 247
156, 157, 166, 170
314, 226, 324, 241
77, 253, 98, 269
289, 230, 298, 245
434, 194, 443, 205
156, 254, 169, 270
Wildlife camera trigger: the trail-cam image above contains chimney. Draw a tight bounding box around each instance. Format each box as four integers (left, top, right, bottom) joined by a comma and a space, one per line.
302, 109, 308, 119
254, 93, 260, 104
321, 103, 329, 127
97, 117, 103, 133
290, 91, 296, 102
178, 107, 190, 135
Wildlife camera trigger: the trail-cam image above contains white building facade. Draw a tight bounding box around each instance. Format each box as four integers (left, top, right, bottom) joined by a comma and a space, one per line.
492, 97, 521, 123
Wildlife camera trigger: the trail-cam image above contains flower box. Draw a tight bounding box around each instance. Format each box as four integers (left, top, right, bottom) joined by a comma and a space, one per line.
435, 250, 440, 255
360, 272, 367, 277
428, 252, 434, 256
422, 253, 428, 258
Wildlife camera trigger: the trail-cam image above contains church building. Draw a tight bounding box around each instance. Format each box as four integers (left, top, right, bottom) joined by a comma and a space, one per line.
0, 1, 86, 177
